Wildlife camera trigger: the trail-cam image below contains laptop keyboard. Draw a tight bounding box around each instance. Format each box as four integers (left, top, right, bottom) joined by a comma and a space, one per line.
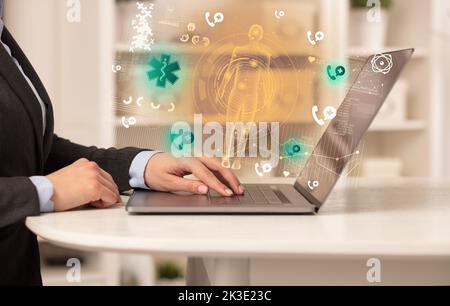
208, 185, 286, 205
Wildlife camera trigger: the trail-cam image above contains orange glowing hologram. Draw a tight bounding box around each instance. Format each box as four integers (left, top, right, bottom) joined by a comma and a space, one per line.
216, 25, 273, 169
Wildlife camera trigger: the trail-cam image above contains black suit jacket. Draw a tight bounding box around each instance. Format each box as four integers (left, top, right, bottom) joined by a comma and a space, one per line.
0, 27, 144, 285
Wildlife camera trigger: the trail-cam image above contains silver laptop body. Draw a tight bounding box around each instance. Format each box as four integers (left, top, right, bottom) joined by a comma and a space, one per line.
126, 49, 413, 215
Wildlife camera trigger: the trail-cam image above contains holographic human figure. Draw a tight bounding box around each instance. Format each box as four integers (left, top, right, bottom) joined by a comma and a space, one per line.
217, 25, 272, 169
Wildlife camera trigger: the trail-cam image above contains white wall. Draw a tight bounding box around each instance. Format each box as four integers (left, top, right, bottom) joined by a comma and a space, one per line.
431, 0, 450, 177
4, 0, 60, 113
442, 2, 450, 177
4, 0, 114, 147
56, 0, 115, 147
444, 44, 450, 177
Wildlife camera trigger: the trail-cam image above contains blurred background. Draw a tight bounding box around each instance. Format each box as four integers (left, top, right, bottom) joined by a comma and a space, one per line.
2, 0, 449, 285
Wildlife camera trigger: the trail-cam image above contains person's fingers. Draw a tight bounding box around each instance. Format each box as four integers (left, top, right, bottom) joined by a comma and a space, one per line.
99, 168, 118, 189
98, 174, 119, 198
98, 184, 120, 205
165, 175, 209, 195
79, 160, 118, 197
98, 168, 120, 199
90, 199, 119, 209
90, 200, 108, 209
180, 159, 234, 197
199, 157, 243, 194
88, 179, 119, 205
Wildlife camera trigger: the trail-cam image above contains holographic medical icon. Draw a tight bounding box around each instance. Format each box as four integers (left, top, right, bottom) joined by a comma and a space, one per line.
121, 116, 137, 129
215, 25, 265, 151
284, 139, 303, 158
182, 132, 194, 146
274, 10, 285, 19
181, 34, 209, 47
181, 22, 210, 47
151, 102, 161, 110
205, 11, 224, 28
219, 25, 273, 167
147, 54, 180, 88
308, 180, 320, 191
371, 53, 393, 75
112, 64, 122, 73
187, 22, 196, 32
122, 96, 133, 105
192, 35, 200, 45
180, 34, 190, 43
122, 96, 144, 106
130, 2, 155, 53
255, 162, 273, 177
168, 103, 176, 112
326, 64, 346, 81
307, 31, 325, 46
171, 130, 195, 151
308, 56, 316, 63
312, 105, 337, 126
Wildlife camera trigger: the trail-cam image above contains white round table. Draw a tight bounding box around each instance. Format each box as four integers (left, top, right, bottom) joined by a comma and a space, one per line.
26, 178, 450, 285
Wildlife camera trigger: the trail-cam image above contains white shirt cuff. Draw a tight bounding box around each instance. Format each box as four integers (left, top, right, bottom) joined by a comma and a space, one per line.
29, 176, 55, 213
129, 151, 162, 189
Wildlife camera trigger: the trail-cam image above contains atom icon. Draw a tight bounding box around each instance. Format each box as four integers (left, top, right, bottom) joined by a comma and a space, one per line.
371, 53, 394, 75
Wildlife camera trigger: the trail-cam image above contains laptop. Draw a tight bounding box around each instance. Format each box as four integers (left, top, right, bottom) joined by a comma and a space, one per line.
126, 49, 414, 215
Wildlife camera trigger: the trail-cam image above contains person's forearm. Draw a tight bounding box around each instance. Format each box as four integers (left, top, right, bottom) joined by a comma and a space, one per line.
45, 135, 147, 192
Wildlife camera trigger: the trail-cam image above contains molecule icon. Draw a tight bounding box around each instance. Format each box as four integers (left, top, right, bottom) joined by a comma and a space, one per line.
371, 53, 394, 75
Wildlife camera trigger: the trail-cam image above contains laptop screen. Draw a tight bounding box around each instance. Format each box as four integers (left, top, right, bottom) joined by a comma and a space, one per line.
295, 49, 414, 209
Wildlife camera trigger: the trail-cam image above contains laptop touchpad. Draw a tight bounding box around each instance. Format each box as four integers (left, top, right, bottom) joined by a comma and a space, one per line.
130, 191, 211, 207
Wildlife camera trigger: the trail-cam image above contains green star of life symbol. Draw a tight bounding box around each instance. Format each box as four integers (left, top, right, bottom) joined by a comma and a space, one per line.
147, 54, 180, 88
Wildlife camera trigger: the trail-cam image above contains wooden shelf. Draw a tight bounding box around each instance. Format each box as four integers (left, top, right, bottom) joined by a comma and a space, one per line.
116, 42, 203, 55
114, 116, 315, 128
348, 46, 428, 59
115, 43, 312, 58
369, 120, 426, 132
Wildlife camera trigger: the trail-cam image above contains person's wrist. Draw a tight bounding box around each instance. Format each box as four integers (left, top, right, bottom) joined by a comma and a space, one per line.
45, 174, 60, 210
144, 152, 165, 187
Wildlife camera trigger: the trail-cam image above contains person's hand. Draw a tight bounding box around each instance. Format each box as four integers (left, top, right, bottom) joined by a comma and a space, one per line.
46, 158, 121, 212
144, 153, 244, 197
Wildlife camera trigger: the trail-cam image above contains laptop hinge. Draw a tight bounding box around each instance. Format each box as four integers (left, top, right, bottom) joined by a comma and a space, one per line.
294, 182, 322, 211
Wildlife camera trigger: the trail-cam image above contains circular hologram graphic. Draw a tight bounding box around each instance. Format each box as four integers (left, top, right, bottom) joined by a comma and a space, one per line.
192, 26, 299, 126
371, 54, 394, 75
